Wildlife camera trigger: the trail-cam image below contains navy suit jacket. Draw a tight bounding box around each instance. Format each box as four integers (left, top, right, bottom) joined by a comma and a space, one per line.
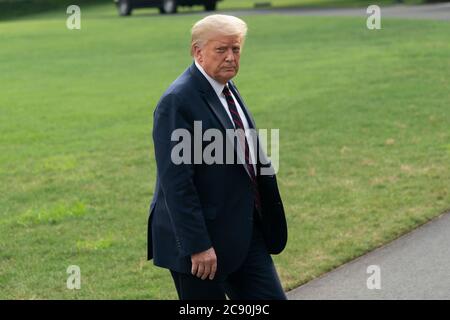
148, 63, 287, 276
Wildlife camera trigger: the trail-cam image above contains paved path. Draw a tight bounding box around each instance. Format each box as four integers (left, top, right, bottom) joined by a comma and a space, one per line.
220, 3, 450, 20
287, 212, 450, 299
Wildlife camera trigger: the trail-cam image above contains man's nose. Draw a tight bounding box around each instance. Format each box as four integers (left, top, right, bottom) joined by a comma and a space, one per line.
225, 49, 235, 62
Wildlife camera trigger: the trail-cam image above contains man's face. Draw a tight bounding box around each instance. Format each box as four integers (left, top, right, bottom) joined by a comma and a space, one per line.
194, 35, 242, 84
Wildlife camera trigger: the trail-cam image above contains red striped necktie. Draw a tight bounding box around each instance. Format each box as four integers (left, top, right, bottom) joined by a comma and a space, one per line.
222, 85, 261, 213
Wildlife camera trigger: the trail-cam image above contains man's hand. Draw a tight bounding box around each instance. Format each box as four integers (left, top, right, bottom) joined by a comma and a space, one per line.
191, 247, 217, 280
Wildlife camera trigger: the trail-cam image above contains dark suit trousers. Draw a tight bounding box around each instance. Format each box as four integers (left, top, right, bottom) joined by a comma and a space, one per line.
169, 211, 287, 300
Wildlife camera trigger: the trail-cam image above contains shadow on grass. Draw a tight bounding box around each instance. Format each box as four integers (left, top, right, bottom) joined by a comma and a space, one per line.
0, 0, 425, 21
92, 0, 415, 20
0, 0, 110, 21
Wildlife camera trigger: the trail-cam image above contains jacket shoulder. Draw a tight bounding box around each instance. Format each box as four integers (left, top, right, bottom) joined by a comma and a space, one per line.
156, 68, 198, 112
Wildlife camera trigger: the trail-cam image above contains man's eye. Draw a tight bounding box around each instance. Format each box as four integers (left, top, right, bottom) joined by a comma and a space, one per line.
216, 48, 225, 53
233, 48, 240, 53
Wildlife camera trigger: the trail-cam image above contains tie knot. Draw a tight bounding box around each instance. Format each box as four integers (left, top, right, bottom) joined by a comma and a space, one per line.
222, 85, 231, 96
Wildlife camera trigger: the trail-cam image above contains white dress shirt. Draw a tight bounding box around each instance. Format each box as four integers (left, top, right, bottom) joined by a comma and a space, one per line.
194, 60, 257, 173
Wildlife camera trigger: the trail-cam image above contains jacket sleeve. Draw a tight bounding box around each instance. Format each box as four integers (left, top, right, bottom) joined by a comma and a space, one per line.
152, 93, 212, 257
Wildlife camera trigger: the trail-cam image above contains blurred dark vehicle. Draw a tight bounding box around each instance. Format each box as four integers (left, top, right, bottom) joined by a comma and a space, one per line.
114, 0, 221, 15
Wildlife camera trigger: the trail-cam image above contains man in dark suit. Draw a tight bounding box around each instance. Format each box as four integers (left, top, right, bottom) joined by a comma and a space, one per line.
148, 14, 288, 300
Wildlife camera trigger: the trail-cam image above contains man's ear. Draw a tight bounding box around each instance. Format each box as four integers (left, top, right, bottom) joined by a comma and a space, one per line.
193, 45, 203, 63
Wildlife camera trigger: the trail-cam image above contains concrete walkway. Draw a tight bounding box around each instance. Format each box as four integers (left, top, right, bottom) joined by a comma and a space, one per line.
221, 3, 450, 21
287, 212, 450, 300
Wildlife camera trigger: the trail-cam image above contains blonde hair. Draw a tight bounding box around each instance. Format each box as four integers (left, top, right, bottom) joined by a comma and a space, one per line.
191, 14, 248, 56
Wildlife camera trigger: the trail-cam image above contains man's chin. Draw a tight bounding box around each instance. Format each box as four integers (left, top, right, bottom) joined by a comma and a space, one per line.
213, 70, 238, 84
222, 71, 237, 80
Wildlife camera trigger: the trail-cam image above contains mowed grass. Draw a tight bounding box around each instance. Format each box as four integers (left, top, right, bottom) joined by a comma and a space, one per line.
0, 5, 449, 299
219, 0, 421, 10
0, 0, 423, 21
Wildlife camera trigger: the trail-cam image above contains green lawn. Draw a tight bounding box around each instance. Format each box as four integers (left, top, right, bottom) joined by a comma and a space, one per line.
220, 0, 422, 10
0, 3, 449, 299
0, 0, 425, 20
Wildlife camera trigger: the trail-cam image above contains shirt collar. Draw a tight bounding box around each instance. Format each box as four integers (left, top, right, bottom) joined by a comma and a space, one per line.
194, 60, 227, 97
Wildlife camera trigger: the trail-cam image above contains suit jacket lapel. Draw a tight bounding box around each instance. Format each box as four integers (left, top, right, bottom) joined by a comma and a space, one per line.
203, 91, 235, 131
203, 90, 255, 175
189, 63, 260, 176
229, 81, 267, 173
228, 81, 257, 130
189, 63, 247, 169
189, 63, 234, 131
